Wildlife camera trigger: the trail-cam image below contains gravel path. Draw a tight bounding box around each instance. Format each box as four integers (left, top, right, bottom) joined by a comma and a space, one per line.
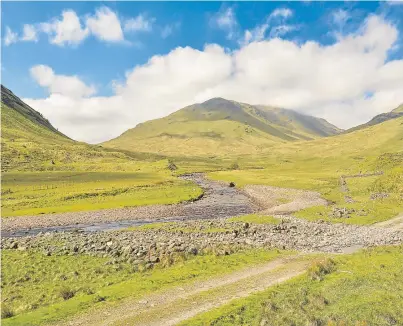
52, 255, 310, 326
244, 185, 328, 214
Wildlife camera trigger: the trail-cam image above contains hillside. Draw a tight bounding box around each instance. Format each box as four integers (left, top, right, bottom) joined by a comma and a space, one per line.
346, 103, 403, 133
1, 85, 163, 172
103, 98, 342, 156
1, 85, 68, 139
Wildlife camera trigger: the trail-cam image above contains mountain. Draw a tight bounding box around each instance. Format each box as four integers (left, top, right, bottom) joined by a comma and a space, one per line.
1, 85, 161, 171
346, 103, 403, 133
103, 98, 342, 156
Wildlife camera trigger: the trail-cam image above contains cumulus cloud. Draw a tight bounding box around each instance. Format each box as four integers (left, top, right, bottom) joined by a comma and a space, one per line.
25, 15, 403, 144
21, 24, 38, 42
4, 27, 18, 46
6, 7, 157, 46
85, 7, 124, 42
30, 65, 96, 98
124, 14, 155, 32
40, 10, 89, 46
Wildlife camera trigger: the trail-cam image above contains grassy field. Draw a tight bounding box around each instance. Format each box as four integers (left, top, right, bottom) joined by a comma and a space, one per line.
1, 169, 203, 217
181, 245, 403, 326
208, 118, 403, 224
103, 98, 341, 156
1, 248, 287, 325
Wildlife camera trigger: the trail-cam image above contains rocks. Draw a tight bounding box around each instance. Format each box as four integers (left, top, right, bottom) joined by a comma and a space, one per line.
2, 173, 257, 236
2, 214, 402, 268
370, 193, 390, 200
229, 182, 236, 188
344, 196, 355, 203
148, 256, 160, 263
329, 207, 353, 219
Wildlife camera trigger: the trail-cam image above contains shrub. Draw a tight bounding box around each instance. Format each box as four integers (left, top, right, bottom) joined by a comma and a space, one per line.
1, 305, 14, 319
308, 258, 336, 281
229, 162, 239, 170
59, 287, 75, 300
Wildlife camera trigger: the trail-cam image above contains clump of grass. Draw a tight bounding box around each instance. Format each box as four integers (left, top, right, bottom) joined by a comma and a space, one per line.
1, 305, 14, 319
307, 258, 336, 281
59, 287, 75, 300
229, 162, 239, 170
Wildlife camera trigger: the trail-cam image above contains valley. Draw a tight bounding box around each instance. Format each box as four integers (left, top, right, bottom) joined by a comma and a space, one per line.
1, 85, 403, 325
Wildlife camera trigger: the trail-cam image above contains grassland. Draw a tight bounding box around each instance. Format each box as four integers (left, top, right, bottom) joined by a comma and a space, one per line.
1, 103, 166, 173
208, 117, 403, 224
180, 245, 403, 326
103, 98, 341, 156
1, 168, 203, 217
1, 248, 286, 325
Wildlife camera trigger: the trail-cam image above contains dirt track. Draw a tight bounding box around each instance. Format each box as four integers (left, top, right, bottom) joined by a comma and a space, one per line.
55, 255, 311, 326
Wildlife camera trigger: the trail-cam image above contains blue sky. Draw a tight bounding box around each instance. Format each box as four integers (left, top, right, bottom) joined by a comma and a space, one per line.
1, 1, 403, 143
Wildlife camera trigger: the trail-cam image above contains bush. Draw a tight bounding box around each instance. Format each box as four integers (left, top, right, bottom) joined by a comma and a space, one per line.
308, 258, 336, 281
59, 287, 75, 300
167, 160, 177, 171
1, 305, 14, 319
229, 162, 239, 170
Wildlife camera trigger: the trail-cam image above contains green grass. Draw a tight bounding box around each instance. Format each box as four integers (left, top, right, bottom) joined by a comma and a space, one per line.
1, 170, 203, 217
1, 248, 287, 325
1, 103, 165, 172
103, 99, 341, 157
228, 214, 281, 225
208, 119, 403, 225
180, 245, 403, 326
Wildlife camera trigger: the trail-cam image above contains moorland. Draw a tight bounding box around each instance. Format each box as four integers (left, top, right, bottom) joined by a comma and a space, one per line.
1, 84, 403, 325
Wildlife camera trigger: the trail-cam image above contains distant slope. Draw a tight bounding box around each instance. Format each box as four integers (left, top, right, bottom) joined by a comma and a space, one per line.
104, 98, 342, 156
1, 85, 68, 138
392, 104, 403, 113
1, 85, 163, 171
346, 103, 403, 133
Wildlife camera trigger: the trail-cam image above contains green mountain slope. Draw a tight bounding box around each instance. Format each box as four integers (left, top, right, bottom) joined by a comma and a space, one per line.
346, 103, 403, 133
1, 85, 68, 139
1, 85, 162, 172
103, 98, 342, 156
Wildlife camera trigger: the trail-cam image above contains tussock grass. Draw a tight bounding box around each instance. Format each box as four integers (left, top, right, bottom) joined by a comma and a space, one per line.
1, 249, 286, 325
180, 245, 403, 326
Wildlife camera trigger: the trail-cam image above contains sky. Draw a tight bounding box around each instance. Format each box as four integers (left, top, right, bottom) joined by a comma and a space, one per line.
2, 1, 403, 143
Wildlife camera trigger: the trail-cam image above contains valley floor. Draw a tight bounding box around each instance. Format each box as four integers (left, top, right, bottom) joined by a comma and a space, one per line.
2, 169, 403, 325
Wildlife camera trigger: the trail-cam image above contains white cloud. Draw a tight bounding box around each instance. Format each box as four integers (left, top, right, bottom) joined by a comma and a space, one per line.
124, 14, 155, 32
21, 24, 38, 42
30, 65, 96, 98
161, 22, 181, 38
332, 9, 350, 28
85, 7, 124, 42
269, 8, 293, 20
41, 10, 89, 46
240, 7, 297, 45
25, 15, 403, 144
4, 27, 18, 46
211, 7, 238, 40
